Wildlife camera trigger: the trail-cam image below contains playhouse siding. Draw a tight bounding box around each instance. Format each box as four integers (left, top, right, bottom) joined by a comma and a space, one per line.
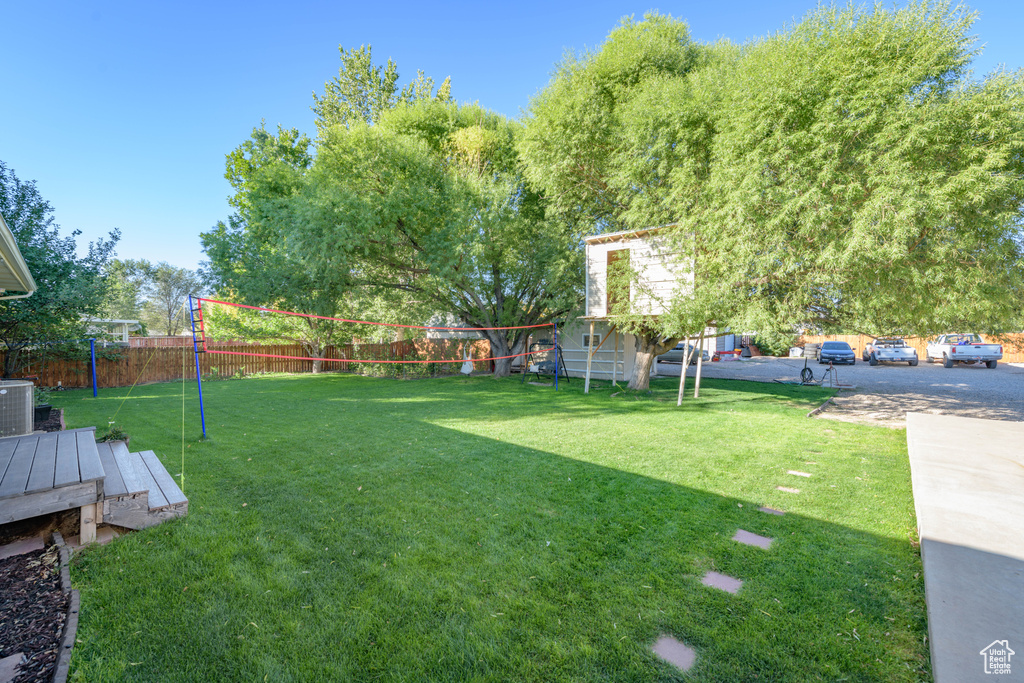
585, 234, 691, 318
559, 319, 639, 381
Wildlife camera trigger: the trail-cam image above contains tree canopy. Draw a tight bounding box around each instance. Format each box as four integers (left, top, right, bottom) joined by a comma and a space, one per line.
0, 161, 118, 377
292, 99, 583, 375
206, 48, 583, 377
520, 12, 724, 388
678, 1, 1024, 337
521, 3, 1024, 392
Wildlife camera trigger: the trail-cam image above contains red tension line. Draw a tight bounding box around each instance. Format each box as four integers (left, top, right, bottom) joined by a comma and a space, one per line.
197, 297, 557, 331
205, 346, 556, 364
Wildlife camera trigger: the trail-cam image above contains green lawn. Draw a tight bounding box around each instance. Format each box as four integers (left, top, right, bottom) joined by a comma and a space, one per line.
55, 373, 930, 682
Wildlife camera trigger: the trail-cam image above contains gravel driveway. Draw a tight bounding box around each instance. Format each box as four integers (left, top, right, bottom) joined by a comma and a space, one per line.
656, 357, 1024, 427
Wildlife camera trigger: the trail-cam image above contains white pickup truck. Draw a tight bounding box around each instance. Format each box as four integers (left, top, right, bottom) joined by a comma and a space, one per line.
925, 334, 1003, 368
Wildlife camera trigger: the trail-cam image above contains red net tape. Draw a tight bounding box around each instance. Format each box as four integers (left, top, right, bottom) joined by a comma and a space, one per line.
196, 298, 556, 331
205, 346, 555, 365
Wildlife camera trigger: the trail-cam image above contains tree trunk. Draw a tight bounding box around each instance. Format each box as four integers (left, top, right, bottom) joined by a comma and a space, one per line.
627, 333, 679, 391
303, 344, 325, 374
484, 331, 526, 378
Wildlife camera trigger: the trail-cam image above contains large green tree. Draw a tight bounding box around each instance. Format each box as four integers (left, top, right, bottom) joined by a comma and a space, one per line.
311, 44, 451, 134
101, 259, 153, 322
0, 161, 118, 377
210, 49, 582, 377
292, 100, 583, 376
520, 13, 725, 388
201, 126, 354, 371
678, 1, 1024, 338
523, 4, 1024, 389
143, 262, 204, 335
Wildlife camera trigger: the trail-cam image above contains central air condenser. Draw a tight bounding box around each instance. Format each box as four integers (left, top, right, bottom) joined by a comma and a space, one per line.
0, 380, 35, 437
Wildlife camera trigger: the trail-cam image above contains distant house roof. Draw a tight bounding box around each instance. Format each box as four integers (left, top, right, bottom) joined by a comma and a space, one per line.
0, 214, 36, 298
582, 224, 674, 245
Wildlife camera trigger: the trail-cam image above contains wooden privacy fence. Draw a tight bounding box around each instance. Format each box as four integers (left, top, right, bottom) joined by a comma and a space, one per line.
7, 339, 493, 389
798, 333, 1024, 363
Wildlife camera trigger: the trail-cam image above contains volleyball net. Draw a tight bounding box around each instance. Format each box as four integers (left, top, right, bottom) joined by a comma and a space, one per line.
188, 297, 557, 371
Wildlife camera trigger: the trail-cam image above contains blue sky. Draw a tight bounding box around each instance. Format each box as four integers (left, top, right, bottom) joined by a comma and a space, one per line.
3, 0, 1022, 271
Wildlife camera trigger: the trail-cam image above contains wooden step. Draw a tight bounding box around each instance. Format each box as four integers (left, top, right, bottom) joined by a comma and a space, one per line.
99, 442, 188, 530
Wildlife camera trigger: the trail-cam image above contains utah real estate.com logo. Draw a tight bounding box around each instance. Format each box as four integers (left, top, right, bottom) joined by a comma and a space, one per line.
980, 640, 1014, 675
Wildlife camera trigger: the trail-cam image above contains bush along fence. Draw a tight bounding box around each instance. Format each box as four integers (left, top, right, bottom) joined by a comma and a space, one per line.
4, 339, 493, 389
797, 333, 1024, 363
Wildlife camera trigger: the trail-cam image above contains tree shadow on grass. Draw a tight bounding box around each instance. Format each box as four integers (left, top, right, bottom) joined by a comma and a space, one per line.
66, 381, 930, 683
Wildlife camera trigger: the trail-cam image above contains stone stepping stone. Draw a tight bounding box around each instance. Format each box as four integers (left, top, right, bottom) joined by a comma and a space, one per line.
702, 571, 742, 594
776, 486, 801, 494
787, 470, 812, 477
652, 635, 696, 672
0, 536, 44, 561
758, 506, 785, 516
0, 653, 25, 683
733, 529, 773, 549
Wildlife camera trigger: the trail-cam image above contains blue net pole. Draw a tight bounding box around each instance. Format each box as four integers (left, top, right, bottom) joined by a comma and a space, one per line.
90, 339, 98, 397
187, 295, 207, 438
554, 322, 559, 391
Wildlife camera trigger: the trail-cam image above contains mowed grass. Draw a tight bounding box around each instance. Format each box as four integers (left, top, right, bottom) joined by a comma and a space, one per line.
54, 373, 930, 682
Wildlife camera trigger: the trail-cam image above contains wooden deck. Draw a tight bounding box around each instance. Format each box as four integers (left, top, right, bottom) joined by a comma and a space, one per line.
0, 428, 186, 542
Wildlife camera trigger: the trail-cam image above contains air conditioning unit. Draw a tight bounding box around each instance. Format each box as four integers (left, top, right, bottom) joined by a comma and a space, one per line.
0, 380, 35, 437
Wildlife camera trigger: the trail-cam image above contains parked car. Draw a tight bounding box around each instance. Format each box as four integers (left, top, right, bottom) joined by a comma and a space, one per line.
818, 340, 856, 365
862, 338, 918, 366
657, 342, 711, 365
925, 334, 1002, 368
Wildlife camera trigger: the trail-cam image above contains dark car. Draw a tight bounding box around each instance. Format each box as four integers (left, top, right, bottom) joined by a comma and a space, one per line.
657, 342, 710, 365
818, 341, 856, 365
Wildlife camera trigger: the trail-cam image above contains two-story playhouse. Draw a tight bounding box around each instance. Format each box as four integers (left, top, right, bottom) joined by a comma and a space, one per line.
556, 225, 729, 385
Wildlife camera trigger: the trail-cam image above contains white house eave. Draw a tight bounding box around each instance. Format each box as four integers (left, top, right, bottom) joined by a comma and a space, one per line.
0, 213, 37, 297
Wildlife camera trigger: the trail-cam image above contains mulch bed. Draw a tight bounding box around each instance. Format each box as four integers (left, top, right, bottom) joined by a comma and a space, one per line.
34, 409, 63, 434
0, 546, 67, 683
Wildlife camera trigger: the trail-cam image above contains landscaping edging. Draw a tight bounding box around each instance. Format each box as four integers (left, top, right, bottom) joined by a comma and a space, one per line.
49, 532, 79, 683
806, 397, 834, 418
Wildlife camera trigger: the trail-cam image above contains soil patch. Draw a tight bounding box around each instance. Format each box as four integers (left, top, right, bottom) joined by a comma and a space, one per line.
0, 546, 67, 683
33, 408, 63, 433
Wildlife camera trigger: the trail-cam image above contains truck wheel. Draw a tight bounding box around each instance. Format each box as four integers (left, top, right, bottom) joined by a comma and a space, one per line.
943, 354, 953, 368
986, 360, 998, 369
909, 359, 918, 367
868, 354, 878, 366
925, 354, 933, 363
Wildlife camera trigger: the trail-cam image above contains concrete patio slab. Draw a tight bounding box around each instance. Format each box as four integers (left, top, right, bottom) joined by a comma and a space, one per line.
732, 529, 773, 549
702, 571, 743, 594
0, 535, 44, 561
906, 412, 1024, 683
652, 635, 696, 672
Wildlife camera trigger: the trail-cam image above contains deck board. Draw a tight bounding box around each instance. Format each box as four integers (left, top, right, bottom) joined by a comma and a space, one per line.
53, 432, 80, 488
96, 443, 127, 497
131, 452, 168, 509
111, 442, 147, 495
76, 432, 105, 482
139, 451, 186, 507
0, 438, 19, 486
0, 439, 38, 498
25, 433, 58, 494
